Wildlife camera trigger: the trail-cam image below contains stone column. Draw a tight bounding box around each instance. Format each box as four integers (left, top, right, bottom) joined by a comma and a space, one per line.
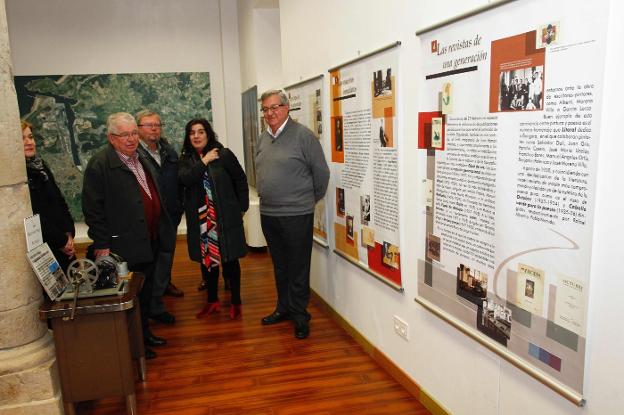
0, 1, 63, 414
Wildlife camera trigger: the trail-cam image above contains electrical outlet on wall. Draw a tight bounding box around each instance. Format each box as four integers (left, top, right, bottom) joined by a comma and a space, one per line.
393, 315, 409, 340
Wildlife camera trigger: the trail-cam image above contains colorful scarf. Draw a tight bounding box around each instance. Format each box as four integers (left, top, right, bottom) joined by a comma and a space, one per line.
199, 171, 220, 269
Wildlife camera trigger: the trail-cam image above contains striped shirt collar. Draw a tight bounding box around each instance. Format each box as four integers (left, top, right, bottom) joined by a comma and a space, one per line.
115, 150, 140, 165
115, 150, 152, 199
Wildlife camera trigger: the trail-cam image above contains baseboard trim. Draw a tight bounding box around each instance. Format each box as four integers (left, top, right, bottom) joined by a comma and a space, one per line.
311, 290, 450, 415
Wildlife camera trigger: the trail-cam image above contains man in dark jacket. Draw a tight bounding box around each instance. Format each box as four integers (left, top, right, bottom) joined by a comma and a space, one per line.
82, 112, 174, 359
136, 110, 184, 326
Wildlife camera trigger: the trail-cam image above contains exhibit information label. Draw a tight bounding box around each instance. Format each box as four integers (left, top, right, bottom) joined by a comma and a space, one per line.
24, 214, 43, 251
26, 243, 69, 301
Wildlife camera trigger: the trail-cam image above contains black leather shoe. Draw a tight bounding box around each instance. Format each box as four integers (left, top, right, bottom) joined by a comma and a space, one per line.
145, 333, 167, 347
198, 280, 208, 291
145, 347, 157, 360
150, 311, 176, 325
294, 322, 310, 339
165, 283, 184, 297
261, 311, 290, 325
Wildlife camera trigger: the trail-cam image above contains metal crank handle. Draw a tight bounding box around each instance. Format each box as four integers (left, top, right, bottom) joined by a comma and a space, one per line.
70, 286, 80, 320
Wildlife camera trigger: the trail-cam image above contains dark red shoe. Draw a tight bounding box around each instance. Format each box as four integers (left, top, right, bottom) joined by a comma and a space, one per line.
196, 302, 221, 318
230, 304, 242, 319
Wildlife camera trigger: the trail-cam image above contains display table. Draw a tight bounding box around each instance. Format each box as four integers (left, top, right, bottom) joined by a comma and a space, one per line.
39, 274, 146, 415
244, 187, 267, 247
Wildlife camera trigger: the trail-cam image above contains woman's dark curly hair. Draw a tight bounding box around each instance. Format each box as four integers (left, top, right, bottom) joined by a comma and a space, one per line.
181, 118, 218, 156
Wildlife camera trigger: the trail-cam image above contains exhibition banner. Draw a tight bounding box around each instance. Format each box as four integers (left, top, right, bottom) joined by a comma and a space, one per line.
416, 0, 607, 403
329, 45, 402, 289
242, 85, 259, 188
285, 76, 328, 246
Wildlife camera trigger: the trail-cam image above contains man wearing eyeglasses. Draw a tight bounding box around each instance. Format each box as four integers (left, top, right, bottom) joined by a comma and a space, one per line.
136, 110, 184, 328
82, 112, 175, 360
256, 90, 330, 340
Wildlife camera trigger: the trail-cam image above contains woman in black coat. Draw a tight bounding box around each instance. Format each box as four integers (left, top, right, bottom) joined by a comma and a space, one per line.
179, 119, 249, 319
22, 121, 76, 273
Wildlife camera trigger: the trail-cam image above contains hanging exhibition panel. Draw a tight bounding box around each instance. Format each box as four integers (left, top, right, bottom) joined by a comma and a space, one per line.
284, 75, 329, 247
329, 43, 402, 290
242, 85, 259, 188
415, 0, 607, 404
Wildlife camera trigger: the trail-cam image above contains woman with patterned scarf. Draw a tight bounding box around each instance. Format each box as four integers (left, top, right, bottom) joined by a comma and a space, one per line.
179, 119, 249, 319
22, 121, 76, 273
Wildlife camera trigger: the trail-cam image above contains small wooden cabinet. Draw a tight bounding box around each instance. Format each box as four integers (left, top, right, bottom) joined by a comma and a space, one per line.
40, 275, 145, 415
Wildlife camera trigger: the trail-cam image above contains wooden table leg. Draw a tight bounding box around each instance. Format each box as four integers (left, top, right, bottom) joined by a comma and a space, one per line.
138, 356, 147, 381
126, 393, 137, 415
128, 299, 146, 381
64, 402, 77, 415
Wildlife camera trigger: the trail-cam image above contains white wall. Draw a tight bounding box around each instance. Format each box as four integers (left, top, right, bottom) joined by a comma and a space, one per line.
218, 0, 244, 159
238, 0, 258, 90
280, 0, 624, 414
6, 0, 243, 157
237, 0, 282, 94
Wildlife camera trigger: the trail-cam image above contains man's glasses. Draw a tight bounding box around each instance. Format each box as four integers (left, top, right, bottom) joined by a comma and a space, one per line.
261, 104, 286, 113
111, 131, 140, 139
138, 123, 164, 128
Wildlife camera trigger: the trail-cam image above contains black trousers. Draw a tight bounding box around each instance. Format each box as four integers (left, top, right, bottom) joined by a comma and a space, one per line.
151, 212, 182, 315
131, 240, 160, 338
260, 213, 314, 325
201, 260, 241, 304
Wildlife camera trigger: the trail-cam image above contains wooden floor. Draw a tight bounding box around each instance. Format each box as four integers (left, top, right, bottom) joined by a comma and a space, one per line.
76, 240, 431, 415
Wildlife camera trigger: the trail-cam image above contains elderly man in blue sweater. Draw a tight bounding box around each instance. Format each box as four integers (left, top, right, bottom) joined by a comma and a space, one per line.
256, 89, 330, 339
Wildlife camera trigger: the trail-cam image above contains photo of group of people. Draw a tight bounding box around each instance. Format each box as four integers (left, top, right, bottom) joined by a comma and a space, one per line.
498, 66, 544, 111
373, 68, 392, 97
476, 298, 512, 346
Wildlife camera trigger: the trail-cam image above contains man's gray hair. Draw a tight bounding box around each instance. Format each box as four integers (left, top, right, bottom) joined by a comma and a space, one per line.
135, 109, 160, 124
260, 89, 289, 105
107, 112, 137, 134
